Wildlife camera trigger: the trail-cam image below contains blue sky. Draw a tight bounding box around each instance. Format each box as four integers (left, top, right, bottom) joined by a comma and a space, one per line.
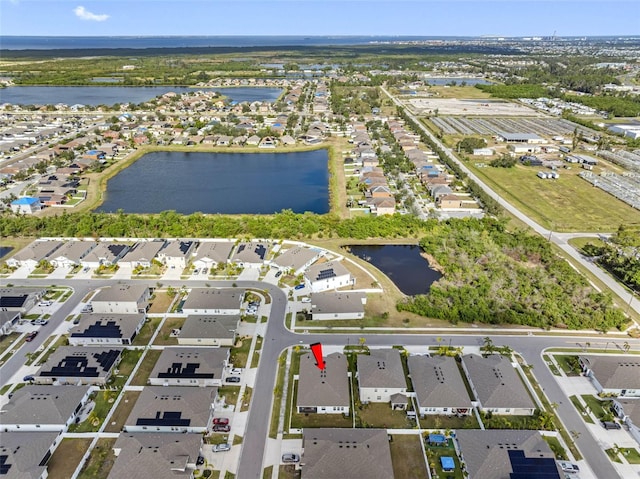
1, 0, 638, 37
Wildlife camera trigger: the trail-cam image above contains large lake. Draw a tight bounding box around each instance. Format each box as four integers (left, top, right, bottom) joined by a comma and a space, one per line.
347, 244, 442, 295
0, 86, 282, 106
96, 150, 329, 214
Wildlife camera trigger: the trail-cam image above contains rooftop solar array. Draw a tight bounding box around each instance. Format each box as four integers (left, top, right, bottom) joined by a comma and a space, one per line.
0, 294, 28, 309
508, 450, 561, 479
158, 362, 215, 379
71, 320, 123, 338
254, 244, 267, 260
40, 350, 121, 378
0, 455, 11, 475
316, 268, 336, 280
136, 411, 191, 427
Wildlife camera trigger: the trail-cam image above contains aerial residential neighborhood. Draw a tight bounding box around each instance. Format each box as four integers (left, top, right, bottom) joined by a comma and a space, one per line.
1, 3, 640, 478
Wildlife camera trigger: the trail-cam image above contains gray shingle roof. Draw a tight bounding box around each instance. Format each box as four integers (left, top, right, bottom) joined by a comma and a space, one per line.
305, 260, 350, 282
47, 240, 96, 262
121, 241, 165, 263
272, 246, 319, 271
1, 385, 90, 426
69, 313, 145, 341
182, 288, 242, 311
302, 428, 394, 479
455, 430, 561, 479
92, 284, 148, 303
297, 352, 350, 409
408, 355, 472, 409
108, 433, 202, 478
36, 346, 123, 381
193, 241, 234, 264
357, 349, 406, 390
10, 240, 63, 263
580, 355, 640, 390
310, 292, 365, 316
0, 432, 59, 479
462, 354, 535, 410
150, 347, 229, 382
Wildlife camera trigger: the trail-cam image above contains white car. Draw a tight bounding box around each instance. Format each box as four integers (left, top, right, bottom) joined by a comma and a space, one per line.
301, 297, 311, 303
213, 443, 231, 452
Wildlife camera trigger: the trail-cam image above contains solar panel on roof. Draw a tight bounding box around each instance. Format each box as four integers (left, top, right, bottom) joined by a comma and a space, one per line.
0, 455, 11, 475
316, 268, 336, 280
0, 294, 29, 309
508, 450, 561, 479
136, 411, 191, 427
254, 244, 267, 259
157, 361, 215, 379
71, 320, 123, 338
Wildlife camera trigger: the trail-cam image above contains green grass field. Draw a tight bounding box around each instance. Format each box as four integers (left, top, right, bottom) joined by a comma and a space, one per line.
466, 162, 640, 232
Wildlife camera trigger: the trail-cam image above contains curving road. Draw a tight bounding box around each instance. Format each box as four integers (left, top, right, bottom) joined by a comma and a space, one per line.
4, 278, 639, 479
380, 86, 639, 320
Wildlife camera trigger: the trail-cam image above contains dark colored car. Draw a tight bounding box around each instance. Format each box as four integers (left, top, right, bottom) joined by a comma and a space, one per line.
25, 331, 38, 342
601, 420, 621, 430
213, 424, 230, 432
213, 417, 229, 425
23, 375, 35, 382
275, 271, 282, 277
294, 284, 305, 290
225, 376, 241, 383
196, 456, 204, 466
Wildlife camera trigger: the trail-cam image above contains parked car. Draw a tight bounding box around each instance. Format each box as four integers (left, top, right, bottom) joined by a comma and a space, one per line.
25, 331, 38, 342
213, 443, 231, 452
275, 271, 282, 278
213, 417, 229, 426
196, 456, 205, 466
294, 284, 305, 290
213, 424, 230, 433
23, 375, 35, 382
38, 301, 53, 307
557, 461, 580, 474
301, 297, 311, 303
600, 420, 621, 430
282, 453, 300, 463
230, 368, 242, 375
225, 376, 241, 383
193, 269, 200, 274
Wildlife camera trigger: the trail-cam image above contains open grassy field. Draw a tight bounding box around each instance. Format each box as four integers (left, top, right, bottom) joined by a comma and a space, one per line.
147, 291, 174, 313
77, 438, 117, 479
390, 435, 429, 479
47, 438, 92, 479
153, 316, 185, 345
466, 162, 640, 232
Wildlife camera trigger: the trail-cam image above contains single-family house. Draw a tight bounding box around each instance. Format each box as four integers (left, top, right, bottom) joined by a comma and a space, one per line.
68, 313, 147, 346
231, 241, 271, 268
149, 347, 230, 387
0, 287, 46, 314
124, 386, 217, 433
47, 240, 97, 268
357, 349, 407, 404
109, 433, 202, 478
0, 385, 91, 432
91, 284, 150, 315
0, 311, 21, 336
612, 399, 640, 445
272, 246, 322, 275
11, 196, 42, 214
80, 242, 130, 268
191, 241, 234, 270
368, 197, 396, 216
455, 430, 563, 479
461, 354, 537, 415
177, 315, 239, 347
246, 135, 260, 146
297, 352, 350, 415
119, 241, 166, 268
157, 240, 197, 270
301, 428, 395, 479
304, 260, 353, 293
0, 432, 62, 479
5, 240, 63, 268
408, 355, 472, 416
309, 292, 366, 320
578, 355, 640, 397
35, 346, 123, 386
181, 288, 242, 315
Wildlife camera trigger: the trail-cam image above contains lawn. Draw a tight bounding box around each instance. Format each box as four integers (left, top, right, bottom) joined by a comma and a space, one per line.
424, 437, 465, 479
269, 351, 288, 438
466, 161, 640, 232
290, 409, 352, 429
568, 237, 606, 254
0, 332, 21, 356
229, 336, 252, 368
262, 466, 273, 479
605, 447, 622, 463
104, 390, 141, 433
241, 387, 253, 412
132, 317, 161, 346
147, 291, 174, 313
543, 355, 561, 376
357, 402, 416, 429
553, 355, 581, 376
389, 434, 429, 479
68, 390, 119, 433
109, 348, 143, 389
620, 448, 640, 464
569, 395, 594, 424
543, 435, 568, 460
419, 414, 480, 429
581, 395, 612, 420
217, 386, 240, 409
278, 465, 300, 479
36, 336, 69, 365
153, 316, 185, 345
77, 438, 117, 479
130, 349, 162, 386
47, 438, 92, 479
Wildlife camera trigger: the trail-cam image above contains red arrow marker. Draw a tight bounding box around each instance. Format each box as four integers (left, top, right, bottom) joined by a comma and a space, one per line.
310, 342, 325, 370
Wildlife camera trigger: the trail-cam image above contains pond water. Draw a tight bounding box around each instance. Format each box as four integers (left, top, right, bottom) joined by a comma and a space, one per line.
347, 244, 442, 295
0, 86, 282, 106
96, 150, 329, 215
0, 246, 13, 259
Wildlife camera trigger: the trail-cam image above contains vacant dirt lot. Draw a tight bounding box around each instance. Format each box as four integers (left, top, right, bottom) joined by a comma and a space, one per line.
407, 98, 541, 116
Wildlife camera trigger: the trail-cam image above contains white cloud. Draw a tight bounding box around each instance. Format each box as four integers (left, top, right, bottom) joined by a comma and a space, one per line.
73, 5, 109, 22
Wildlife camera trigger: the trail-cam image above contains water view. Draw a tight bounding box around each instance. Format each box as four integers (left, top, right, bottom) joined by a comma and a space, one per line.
96, 150, 329, 215
348, 244, 442, 295
0, 246, 14, 259
0, 86, 282, 106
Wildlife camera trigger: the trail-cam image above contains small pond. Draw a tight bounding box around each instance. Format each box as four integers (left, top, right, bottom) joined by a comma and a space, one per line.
347, 244, 442, 296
